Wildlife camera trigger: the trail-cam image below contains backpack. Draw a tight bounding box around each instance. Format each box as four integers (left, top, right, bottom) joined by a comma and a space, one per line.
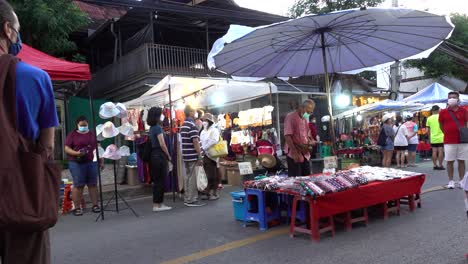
137, 136, 152, 162
0, 55, 61, 232
377, 127, 388, 146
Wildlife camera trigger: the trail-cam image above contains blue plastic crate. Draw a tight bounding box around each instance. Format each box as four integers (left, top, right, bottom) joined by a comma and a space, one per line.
230, 191, 246, 221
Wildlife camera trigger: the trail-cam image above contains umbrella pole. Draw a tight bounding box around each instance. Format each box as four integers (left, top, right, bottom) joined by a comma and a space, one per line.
320, 32, 337, 155
88, 82, 105, 221
168, 85, 176, 203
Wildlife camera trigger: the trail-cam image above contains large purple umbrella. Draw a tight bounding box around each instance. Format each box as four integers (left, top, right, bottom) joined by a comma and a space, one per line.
209, 8, 454, 152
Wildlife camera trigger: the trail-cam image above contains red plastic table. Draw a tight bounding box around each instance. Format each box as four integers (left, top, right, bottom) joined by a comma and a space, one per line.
282, 175, 425, 241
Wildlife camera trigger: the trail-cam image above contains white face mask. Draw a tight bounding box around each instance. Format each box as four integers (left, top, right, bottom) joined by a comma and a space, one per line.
160, 114, 165, 122
202, 121, 209, 129
194, 112, 199, 119
448, 98, 458, 107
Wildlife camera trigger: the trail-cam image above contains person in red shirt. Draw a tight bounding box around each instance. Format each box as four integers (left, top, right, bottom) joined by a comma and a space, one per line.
439, 91, 468, 189
284, 99, 317, 177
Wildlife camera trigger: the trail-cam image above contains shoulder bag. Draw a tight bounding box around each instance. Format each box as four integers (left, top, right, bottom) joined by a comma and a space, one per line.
448, 110, 468, 143
0, 55, 61, 232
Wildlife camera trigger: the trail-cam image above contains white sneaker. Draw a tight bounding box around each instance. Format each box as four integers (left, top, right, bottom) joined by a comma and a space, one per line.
456, 181, 463, 189
447, 180, 455, 189
153, 204, 172, 212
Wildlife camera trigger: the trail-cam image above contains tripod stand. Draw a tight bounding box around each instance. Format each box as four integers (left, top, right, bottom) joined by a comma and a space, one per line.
96, 160, 139, 221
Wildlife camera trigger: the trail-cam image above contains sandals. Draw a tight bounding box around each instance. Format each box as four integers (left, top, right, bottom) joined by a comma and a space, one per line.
73, 208, 83, 216
92, 205, 101, 213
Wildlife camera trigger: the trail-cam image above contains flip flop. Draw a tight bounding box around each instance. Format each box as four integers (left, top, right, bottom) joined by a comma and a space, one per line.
73, 208, 83, 216
92, 205, 101, 213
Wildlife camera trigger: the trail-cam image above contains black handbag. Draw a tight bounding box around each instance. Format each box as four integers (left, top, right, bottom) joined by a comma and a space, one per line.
137, 136, 152, 162
448, 110, 468, 143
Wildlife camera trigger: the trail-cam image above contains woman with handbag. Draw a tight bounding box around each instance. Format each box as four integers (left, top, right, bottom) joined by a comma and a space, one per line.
65, 116, 101, 216
380, 114, 395, 167
200, 113, 221, 200
147, 107, 173, 212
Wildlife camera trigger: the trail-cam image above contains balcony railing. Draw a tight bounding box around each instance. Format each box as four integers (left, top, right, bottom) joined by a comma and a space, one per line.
92, 43, 221, 96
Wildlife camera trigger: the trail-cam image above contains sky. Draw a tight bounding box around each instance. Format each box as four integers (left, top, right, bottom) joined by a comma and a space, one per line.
234, 0, 468, 17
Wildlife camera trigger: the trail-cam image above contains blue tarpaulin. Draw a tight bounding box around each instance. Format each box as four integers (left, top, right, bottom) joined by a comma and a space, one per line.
403, 82, 468, 105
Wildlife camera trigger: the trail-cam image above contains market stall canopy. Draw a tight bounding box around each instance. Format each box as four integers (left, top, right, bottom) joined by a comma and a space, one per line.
17, 44, 91, 81
403, 82, 468, 105
335, 99, 422, 119
124, 75, 277, 108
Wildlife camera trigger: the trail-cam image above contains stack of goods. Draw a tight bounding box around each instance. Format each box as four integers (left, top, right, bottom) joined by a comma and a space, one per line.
244, 166, 421, 198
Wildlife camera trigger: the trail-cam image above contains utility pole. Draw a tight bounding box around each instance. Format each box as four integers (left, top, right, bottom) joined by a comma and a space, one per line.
389, 0, 401, 100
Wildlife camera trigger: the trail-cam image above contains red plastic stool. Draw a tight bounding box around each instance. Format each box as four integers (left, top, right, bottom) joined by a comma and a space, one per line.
335, 208, 369, 231
400, 193, 421, 211
383, 200, 400, 220
289, 195, 335, 242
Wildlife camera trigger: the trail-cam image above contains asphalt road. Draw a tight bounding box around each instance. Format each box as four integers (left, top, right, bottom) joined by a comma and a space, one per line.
50, 161, 468, 264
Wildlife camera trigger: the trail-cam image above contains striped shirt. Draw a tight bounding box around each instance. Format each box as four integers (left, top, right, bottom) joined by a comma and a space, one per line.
180, 117, 199, 161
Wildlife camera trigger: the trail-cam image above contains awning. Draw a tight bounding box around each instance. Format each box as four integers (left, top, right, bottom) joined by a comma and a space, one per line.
124, 75, 277, 108
17, 44, 91, 81
335, 99, 422, 119
403, 82, 468, 105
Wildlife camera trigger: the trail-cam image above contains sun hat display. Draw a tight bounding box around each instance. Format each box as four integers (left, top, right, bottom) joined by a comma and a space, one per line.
118, 146, 131, 156
115, 103, 128, 118
118, 122, 134, 137
101, 121, 119, 138
96, 124, 106, 141
99, 102, 120, 119
102, 144, 122, 160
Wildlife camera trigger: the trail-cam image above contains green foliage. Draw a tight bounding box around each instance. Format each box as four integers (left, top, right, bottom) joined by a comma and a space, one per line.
10, 0, 89, 56
405, 13, 468, 82
289, 0, 384, 18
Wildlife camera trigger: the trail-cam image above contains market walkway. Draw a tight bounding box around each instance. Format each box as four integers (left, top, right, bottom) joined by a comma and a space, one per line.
50, 161, 467, 264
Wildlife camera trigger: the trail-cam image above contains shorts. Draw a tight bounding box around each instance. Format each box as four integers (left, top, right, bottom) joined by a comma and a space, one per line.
431, 143, 444, 148
394, 146, 408, 151
382, 139, 394, 151
69, 161, 98, 187
444, 144, 468, 161
407, 144, 417, 152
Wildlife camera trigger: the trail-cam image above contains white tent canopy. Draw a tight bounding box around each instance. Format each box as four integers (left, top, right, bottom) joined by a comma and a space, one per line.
124, 75, 278, 108
335, 99, 423, 119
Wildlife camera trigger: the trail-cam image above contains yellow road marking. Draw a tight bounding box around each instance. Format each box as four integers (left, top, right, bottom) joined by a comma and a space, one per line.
160, 185, 444, 264
160, 227, 289, 264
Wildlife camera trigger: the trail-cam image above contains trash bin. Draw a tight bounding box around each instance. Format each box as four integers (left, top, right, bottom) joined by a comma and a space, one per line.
230, 191, 246, 221
126, 165, 139, 186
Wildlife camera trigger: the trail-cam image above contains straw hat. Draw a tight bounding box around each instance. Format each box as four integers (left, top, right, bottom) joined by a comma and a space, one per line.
201, 113, 215, 123
101, 121, 119, 138
258, 155, 277, 169
99, 102, 120, 119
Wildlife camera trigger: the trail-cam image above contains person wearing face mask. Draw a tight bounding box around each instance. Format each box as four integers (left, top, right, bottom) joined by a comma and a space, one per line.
284, 99, 317, 177
438, 91, 468, 189
147, 107, 173, 212
65, 116, 101, 216
0, 2, 59, 263
199, 113, 221, 200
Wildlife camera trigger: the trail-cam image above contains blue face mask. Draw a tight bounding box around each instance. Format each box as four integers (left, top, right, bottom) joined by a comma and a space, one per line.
8, 28, 22, 56
78, 126, 89, 133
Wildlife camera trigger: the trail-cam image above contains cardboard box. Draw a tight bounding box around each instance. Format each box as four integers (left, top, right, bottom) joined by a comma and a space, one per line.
226, 167, 242, 186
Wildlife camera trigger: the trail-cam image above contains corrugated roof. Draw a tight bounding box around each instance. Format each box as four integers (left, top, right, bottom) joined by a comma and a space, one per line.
74, 1, 128, 22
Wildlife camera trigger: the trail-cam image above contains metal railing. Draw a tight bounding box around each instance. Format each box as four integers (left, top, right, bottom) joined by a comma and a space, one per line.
91, 44, 220, 95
